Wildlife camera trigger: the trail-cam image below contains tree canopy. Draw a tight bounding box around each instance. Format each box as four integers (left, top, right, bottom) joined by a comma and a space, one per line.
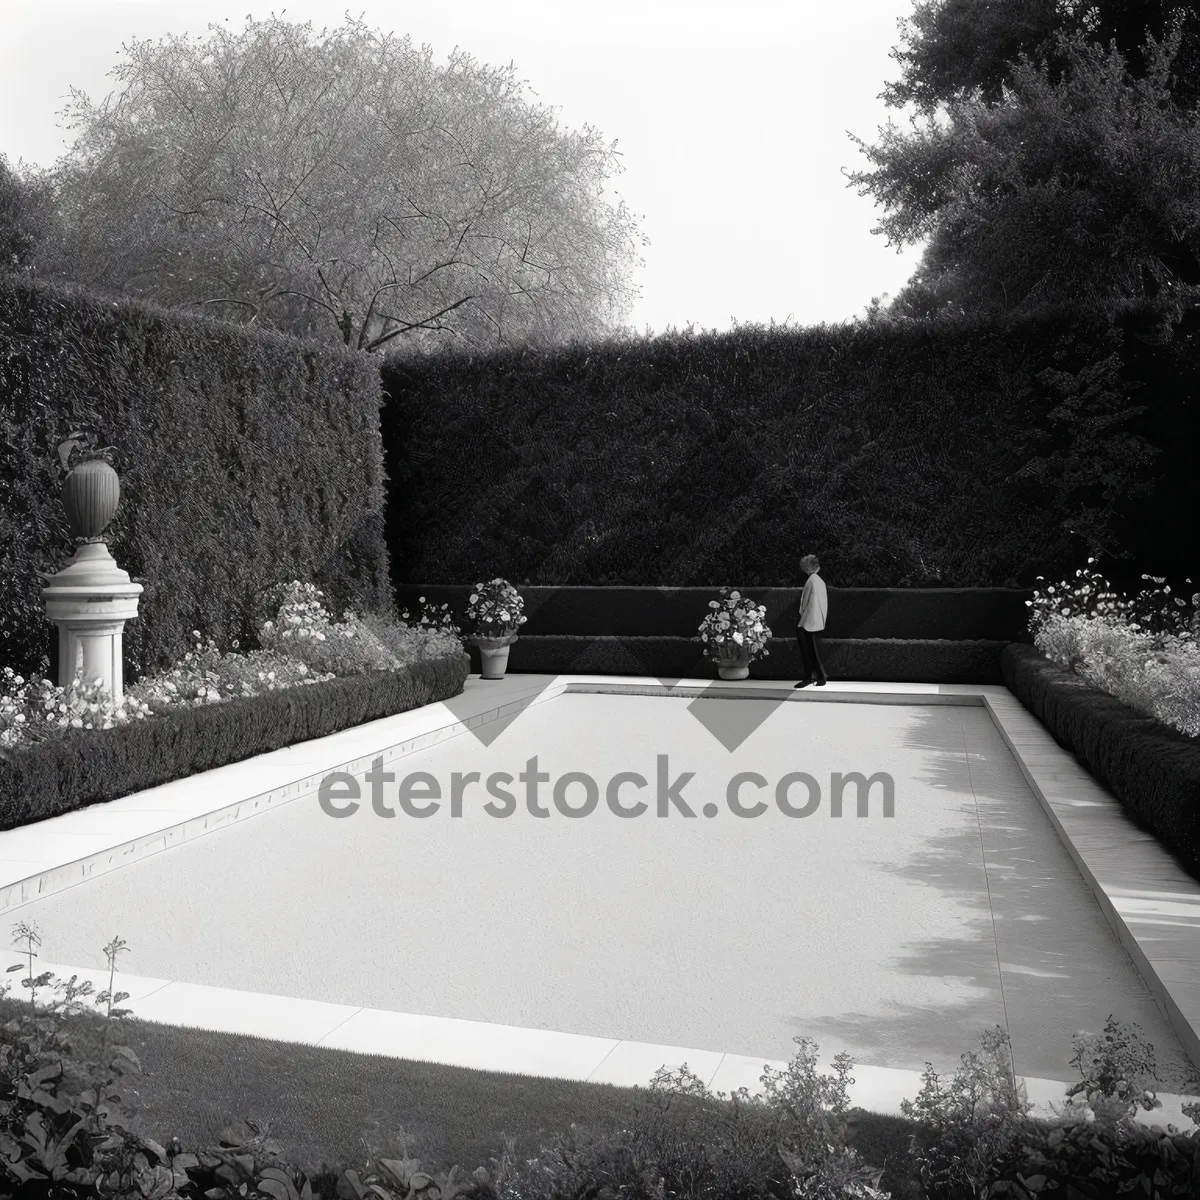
849, 3, 1200, 320
0, 154, 59, 277
885, 0, 1200, 113
22, 14, 648, 355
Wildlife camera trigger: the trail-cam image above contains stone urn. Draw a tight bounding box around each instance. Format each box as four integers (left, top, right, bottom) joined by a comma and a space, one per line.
62, 457, 121, 540
472, 631, 518, 680
713, 641, 753, 681
40, 457, 142, 704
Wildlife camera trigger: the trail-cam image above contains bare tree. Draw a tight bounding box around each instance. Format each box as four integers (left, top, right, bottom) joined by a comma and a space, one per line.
30, 12, 649, 355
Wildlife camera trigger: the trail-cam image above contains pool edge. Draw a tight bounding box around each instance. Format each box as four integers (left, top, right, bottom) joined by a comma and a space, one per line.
6, 674, 1200, 1089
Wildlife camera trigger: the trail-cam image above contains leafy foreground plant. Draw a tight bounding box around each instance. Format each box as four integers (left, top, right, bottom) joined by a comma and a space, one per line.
0, 922, 492, 1200
2, 922, 1197, 1200
0, 922, 171, 1196
476, 1037, 888, 1200
896, 1019, 1194, 1199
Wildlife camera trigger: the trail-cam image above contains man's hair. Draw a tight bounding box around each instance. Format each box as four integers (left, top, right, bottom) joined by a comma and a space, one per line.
800, 554, 820, 573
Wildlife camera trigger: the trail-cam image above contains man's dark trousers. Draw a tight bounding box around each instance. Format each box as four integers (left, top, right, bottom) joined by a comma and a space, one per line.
796, 627, 828, 683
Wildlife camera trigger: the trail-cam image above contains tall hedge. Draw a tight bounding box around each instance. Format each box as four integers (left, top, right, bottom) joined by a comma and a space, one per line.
0, 274, 392, 680
379, 300, 1184, 590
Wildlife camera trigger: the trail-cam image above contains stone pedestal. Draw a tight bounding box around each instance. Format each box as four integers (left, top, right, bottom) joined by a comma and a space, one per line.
41, 542, 143, 705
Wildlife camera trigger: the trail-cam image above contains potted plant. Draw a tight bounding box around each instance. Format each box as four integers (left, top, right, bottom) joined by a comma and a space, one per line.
465, 578, 528, 679
698, 588, 771, 680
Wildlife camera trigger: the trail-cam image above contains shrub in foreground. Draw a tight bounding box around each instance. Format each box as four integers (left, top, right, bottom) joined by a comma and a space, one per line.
480, 1041, 889, 1200
897, 1017, 1190, 1200
1, 942, 1197, 1200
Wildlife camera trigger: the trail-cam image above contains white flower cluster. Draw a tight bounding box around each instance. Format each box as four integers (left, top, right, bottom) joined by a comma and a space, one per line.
0, 667, 154, 752
260, 582, 464, 674
698, 589, 772, 660
465, 578, 528, 637
399, 596, 465, 645
1028, 561, 1200, 738
258, 581, 340, 651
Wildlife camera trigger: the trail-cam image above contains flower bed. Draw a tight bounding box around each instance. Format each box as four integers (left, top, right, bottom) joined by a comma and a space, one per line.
1026, 562, 1200, 739
1002, 563, 1200, 878
0, 583, 469, 828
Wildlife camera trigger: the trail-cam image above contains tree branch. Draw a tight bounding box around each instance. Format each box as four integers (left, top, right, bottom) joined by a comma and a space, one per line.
364, 293, 479, 351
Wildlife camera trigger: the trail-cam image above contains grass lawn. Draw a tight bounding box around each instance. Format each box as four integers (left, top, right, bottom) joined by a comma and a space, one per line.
22, 1001, 918, 1180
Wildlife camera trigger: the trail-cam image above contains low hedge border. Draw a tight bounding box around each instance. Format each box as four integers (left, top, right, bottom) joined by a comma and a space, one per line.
483, 636, 1012, 684
0, 649, 470, 832
1001, 642, 1200, 880
399, 584, 1035, 640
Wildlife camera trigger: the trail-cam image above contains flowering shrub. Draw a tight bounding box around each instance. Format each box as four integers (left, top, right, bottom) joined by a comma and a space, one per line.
0, 582, 463, 755
132, 631, 330, 711
359, 609, 465, 662
257, 581, 395, 676
698, 587, 772, 661
1027, 561, 1200, 738
465, 578, 527, 639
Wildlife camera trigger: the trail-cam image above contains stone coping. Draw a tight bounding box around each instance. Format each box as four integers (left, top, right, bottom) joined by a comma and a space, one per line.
10, 955, 1197, 1128
2, 673, 1199, 1113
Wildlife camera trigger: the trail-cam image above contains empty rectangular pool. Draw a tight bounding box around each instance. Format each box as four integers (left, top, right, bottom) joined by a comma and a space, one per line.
10, 690, 1198, 1092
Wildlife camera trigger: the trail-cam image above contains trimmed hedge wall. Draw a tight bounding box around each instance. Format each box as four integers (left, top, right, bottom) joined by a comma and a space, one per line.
1002, 643, 1200, 880
0, 274, 393, 681
0, 651, 469, 831
381, 302, 1182, 590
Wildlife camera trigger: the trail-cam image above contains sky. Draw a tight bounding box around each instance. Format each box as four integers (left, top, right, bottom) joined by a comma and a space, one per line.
0, 0, 926, 337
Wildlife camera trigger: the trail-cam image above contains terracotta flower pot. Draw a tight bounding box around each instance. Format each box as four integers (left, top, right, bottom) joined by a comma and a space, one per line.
62, 458, 121, 540
473, 632, 518, 679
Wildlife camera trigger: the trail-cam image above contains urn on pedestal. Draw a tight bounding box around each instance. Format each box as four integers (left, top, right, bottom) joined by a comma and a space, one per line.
40, 456, 142, 705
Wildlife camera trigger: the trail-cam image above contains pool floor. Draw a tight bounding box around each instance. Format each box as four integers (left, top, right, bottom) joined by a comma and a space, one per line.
11, 693, 1198, 1090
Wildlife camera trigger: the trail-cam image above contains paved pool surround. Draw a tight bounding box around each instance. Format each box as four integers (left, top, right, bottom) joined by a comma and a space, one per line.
3, 675, 1200, 1126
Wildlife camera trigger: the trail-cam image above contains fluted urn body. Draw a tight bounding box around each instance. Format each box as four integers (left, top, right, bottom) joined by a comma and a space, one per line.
62, 458, 121, 540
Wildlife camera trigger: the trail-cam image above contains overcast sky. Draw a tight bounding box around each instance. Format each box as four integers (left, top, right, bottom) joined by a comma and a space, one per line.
1, 0, 925, 337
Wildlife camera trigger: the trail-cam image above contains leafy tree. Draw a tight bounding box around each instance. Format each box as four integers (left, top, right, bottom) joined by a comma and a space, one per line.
27, 13, 648, 355
848, 16, 1200, 319
884, 0, 1200, 114
0, 154, 60, 278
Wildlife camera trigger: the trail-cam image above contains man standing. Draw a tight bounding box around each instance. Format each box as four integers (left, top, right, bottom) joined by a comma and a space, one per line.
794, 553, 828, 688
